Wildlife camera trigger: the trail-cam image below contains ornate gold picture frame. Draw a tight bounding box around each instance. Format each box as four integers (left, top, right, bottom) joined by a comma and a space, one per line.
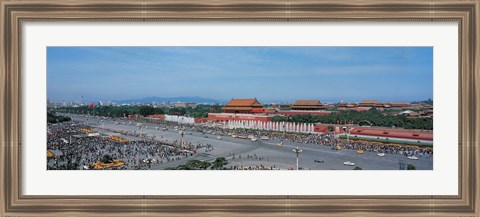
1, 0, 479, 216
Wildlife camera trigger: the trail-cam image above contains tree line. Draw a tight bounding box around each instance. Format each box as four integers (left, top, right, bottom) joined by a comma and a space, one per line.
272, 109, 433, 130
56, 104, 218, 118
47, 111, 71, 123
164, 157, 228, 170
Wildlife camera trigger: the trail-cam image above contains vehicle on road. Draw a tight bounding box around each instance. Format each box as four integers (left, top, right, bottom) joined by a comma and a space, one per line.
343, 161, 355, 166
162, 128, 168, 131
261, 136, 269, 140
407, 156, 419, 160
251, 137, 258, 142
356, 150, 364, 154
314, 160, 324, 163
217, 136, 222, 140
377, 153, 385, 157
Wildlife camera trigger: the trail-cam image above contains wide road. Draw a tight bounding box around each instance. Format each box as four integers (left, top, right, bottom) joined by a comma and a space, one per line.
67, 114, 433, 170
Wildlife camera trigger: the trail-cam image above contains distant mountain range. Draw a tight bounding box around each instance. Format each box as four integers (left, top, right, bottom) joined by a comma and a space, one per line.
411, 98, 433, 105
57, 96, 433, 105
112, 96, 224, 104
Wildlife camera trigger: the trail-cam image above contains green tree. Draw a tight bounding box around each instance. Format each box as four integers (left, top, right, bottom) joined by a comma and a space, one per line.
210, 157, 228, 170
153, 107, 165, 114
168, 107, 187, 116
176, 160, 212, 170
47, 112, 71, 123
139, 106, 155, 116
101, 154, 113, 164
407, 164, 416, 170
353, 166, 362, 170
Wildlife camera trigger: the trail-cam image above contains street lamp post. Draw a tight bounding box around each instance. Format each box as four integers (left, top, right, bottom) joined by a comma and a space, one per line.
346, 126, 350, 143
180, 131, 185, 148
293, 146, 302, 170
143, 158, 156, 170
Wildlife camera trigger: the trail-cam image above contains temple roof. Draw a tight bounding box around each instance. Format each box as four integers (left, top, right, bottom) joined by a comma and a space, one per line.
292, 100, 322, 106
224, 98, 263, 107
359, 100, 382, 104
390, 102, 411, 106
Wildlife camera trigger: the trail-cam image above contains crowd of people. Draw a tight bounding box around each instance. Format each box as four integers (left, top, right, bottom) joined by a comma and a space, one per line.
189, 124, 433, 158
47, 122, 199, 170
229, 165, 279, 170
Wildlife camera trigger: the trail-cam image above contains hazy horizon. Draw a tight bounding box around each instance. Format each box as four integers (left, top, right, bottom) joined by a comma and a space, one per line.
48, 96, 433, 105
47, 47, 433, 103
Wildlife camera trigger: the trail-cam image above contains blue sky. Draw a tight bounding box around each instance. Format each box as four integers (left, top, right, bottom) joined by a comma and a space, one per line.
47, 47, 433, 103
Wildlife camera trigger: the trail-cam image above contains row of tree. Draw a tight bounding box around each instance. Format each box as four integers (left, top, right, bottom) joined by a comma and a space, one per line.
272, 109, 433, 130
56, 105, 432, 130
165, 157, 228, 170
47, 111, 71, 123
56, 105, 215, 118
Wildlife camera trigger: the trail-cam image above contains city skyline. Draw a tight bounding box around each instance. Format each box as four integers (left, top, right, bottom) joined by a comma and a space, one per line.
48, 47, 433, 103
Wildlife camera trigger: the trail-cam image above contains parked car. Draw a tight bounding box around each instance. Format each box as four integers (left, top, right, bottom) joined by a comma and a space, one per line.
343, 161, 355, 166
407, 156, 419, 160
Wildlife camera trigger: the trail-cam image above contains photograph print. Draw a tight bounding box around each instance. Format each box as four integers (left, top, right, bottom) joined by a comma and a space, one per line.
47, 47, 433, 170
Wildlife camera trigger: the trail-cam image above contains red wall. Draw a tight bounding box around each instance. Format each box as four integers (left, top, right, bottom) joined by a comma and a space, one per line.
146, 114, 165, 120
194, 118, 208, 123
266, 110, 332, 116
314, 125, 329, 133
207, 113, 273, 122
349, 127, 433, 141
311, 124, 433, 141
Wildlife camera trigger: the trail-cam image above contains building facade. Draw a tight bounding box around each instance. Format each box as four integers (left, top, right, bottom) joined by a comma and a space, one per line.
291, 100, 326, 110
222, 98, 264, 113
358, 100, 384, 107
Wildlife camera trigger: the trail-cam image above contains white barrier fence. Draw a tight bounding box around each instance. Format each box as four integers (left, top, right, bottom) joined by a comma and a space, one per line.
225, 120, 315, 134
164, 115, 195, 124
